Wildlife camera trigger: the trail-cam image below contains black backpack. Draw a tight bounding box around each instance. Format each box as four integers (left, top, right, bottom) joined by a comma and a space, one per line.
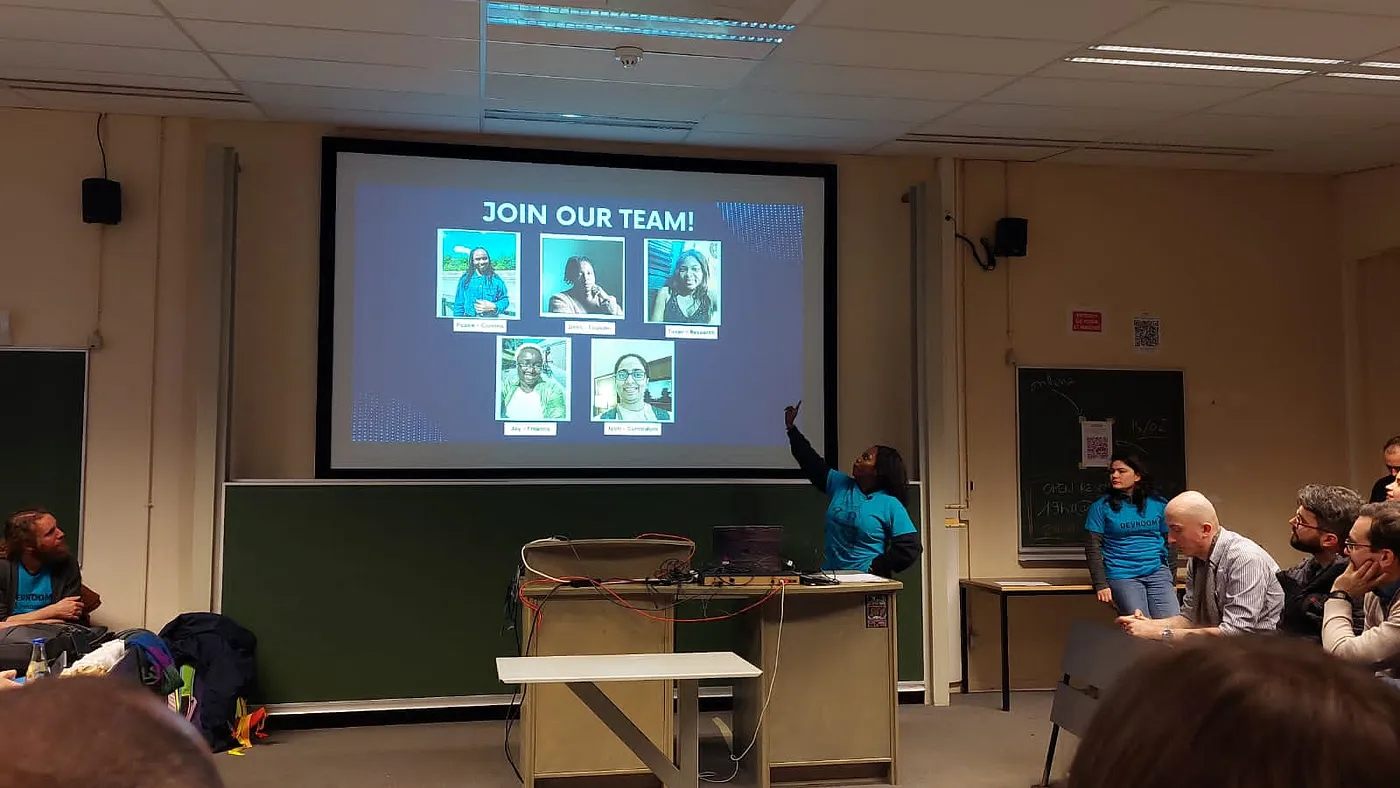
158, 613, 258, 752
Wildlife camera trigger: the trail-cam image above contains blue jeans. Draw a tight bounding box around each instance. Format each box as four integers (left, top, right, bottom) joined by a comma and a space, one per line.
1107, 564, 1180, 618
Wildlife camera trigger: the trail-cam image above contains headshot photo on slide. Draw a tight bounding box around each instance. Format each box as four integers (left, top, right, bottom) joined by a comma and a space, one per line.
497, 336, 572, 422
539, 234, 626, 319
590, 339, 675, 422
645, 239, 721, 326
436, 229, 521, 319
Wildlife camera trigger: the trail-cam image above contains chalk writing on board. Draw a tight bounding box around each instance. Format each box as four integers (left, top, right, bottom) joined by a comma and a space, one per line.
1028, 373, 1075, 392
1131, 418, 1171, 440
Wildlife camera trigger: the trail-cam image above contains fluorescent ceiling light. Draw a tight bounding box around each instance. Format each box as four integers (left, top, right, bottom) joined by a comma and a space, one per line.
1066, 57, 1310, 75
1091, 44, 1343, 65
1326, 71, 1400, 82
1358, 61, 1400, 69
485, 2, 793, 43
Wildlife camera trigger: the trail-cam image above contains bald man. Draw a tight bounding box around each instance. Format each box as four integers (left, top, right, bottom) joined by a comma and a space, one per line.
1118, 491, 1283, 641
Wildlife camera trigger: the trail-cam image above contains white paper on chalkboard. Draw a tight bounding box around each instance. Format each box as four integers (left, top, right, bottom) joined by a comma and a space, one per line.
1079, 417, 1113, 468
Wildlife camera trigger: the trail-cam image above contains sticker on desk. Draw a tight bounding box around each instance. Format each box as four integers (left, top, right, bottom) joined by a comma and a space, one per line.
865, 594, 889, 629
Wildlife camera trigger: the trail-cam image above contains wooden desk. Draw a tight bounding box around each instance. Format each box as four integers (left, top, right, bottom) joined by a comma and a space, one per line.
520, 578, 902, 787
958, 577, 1182, 712
498, 652, 762, 788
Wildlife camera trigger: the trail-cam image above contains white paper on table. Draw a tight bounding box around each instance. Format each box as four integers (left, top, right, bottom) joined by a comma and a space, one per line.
832, 572, 886, 584
995, 581, 1051, 587
1079, 418, 1113, 468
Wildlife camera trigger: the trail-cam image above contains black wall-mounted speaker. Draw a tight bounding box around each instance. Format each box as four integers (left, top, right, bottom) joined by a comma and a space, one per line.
993, 217, 1028, 257
82, 178, 122, 225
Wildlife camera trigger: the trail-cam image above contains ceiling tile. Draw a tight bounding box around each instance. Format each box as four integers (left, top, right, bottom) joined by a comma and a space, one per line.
160, 0, 480, 38
1288, 73, 1400, 95
482, 118, 692, 144
808, 0, 1166, 42
183, 21, 478, 70
742, 61, 1013, 102
926, 103, 1176, 133
1038, 59, 1306, 88
14, 89, 262, 119
1045, 148, 1256, 170
909, 121, 1120, 143
0, 6, 195, 49
554, 0, 800, 24
1115, 112, 1386, 148
983, 77, 1254, 112
1210, 87, 1400, 118
1102, 3, 1400, 59
0, 40, 224, 78
1200, 1, 1400, 17
487, 42, 758, 89
716, 89, 959, 122
0, 65, 237, 93
487, 73, 724, 121
684, 130, 877, 153
870, 139, 1067, 161
693, 112, 915, 139
0, 1, 159, 13
241, 83, 476, 115
261, 105, 479, 132
770, 27, 1080, 74
214, 54, 477, 95
0, 85, 35, 108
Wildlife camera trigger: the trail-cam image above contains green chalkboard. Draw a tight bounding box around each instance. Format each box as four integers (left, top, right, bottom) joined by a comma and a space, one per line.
1016, 367, 1186, 556
0, 350, 87, 552
221, 482, 923, 704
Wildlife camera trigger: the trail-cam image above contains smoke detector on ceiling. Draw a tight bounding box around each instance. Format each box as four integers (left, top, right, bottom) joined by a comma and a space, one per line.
614, 46, 643, 69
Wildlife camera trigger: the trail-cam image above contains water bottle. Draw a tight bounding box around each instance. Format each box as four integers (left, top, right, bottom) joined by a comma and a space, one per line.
24, 638, 49, 683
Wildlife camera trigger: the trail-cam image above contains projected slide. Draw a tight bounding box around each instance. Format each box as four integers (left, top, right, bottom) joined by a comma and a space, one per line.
323, 138, 833, 475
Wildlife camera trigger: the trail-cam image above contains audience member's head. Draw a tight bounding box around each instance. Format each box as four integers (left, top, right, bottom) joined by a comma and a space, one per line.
1384, 435, 1400, 476
1163, 491, 1220, 559
0, 676, 223, 787
1291, 484, 1362, 557
1348, 501, 1400, 583
1068, 634, 1400, 788
3, 508, 69, 566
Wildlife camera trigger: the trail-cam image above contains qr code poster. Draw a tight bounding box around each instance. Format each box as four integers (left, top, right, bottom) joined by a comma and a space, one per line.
1079, 418, 1113, 468
1133, 314, 1161, 353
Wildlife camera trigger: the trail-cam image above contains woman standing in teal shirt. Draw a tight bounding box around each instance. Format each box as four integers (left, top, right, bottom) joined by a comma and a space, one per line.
784, 402, 922, 577
1084, 452, 1178, 618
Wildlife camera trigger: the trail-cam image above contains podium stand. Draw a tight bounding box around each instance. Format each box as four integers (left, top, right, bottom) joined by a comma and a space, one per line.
516, 575, 901, 788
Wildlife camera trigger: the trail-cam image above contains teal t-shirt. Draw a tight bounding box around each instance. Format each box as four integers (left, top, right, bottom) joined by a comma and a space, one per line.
1084, 495, 1169, 580
13, 566, 55, 616
822, 470, 917, 571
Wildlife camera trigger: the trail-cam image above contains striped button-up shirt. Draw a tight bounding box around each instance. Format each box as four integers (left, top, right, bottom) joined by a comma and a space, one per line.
1180, 528, 1284, 634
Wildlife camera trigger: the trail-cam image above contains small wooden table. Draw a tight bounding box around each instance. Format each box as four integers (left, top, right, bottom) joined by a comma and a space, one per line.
958, 578, 1100, 712
959, 576, 1182, 712
498, 651, 762, 788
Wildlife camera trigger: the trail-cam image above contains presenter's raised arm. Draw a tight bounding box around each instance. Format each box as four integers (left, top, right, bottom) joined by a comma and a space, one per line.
784, 402, 830, 493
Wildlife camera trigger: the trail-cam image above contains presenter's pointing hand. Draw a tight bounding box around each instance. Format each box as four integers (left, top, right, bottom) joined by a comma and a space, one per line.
783, 401, 802, 431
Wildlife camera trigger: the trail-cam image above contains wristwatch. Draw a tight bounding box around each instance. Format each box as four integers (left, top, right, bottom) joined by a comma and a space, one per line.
1329, 590, 1354, 603
1161, 627, 1174, 642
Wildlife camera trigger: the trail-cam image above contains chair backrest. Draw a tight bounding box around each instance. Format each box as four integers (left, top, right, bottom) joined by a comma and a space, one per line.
1050, 621, 1160, 737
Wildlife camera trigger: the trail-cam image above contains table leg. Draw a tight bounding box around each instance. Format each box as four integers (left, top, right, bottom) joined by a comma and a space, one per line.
567, 681, 685, 788
999, 593, 1010, 712
959, 585, 969, 695
676, 679, 699, 788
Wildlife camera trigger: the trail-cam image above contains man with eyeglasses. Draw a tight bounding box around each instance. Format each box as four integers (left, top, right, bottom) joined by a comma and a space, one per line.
1323, 501, 1400, 681
1277, 484, 1365, 641
500, 344, 566, 421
